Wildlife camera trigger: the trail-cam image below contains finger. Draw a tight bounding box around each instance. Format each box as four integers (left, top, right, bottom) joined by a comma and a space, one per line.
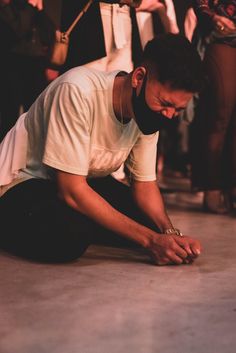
155, 256, 183, 266
174, 236, 194, 256
183, 244, 194, 256
151, 255, 171, 266
166, 251, 183, 265
173, 244, 189, 259
156, 258, 171, 266
151, 251, 177, 266
171, 254, 184, 265
190, 242, 202, 256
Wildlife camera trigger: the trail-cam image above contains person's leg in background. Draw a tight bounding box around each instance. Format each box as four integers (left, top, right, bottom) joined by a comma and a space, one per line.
229, 105, 236, 206
191, 43, 236, 213
222, 48, 236, 207
225, 105, 236, 207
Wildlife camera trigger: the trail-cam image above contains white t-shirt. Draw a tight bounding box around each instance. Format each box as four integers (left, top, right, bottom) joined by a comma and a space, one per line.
0, 67, 158, 196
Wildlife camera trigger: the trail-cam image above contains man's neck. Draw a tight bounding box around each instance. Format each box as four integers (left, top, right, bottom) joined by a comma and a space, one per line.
113, 74, 133, 124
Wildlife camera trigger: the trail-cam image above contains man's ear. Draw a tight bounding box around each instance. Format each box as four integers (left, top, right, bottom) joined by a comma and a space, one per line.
131, 66, 146, 89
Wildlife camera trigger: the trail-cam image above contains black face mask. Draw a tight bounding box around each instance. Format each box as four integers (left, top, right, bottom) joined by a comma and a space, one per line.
132, 75, 175, 135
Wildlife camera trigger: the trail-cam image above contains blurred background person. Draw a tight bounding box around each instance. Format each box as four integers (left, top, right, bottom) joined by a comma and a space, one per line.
59, 0, 142, 74
0, 0, 55, 141
190, 0, 236, 214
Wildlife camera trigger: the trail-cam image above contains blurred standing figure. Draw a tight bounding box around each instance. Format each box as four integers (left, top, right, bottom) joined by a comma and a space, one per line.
60, 0, 142, 73
84, 1, 135, 72
191, 0, 236, 214
0, 0, 55, 141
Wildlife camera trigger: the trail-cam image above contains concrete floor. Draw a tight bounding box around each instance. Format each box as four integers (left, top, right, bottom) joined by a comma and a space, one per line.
1, 176, 236, 353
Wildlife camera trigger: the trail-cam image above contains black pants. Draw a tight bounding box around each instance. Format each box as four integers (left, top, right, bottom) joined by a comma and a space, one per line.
0, 177, 155, 263
191, 43, 236, 191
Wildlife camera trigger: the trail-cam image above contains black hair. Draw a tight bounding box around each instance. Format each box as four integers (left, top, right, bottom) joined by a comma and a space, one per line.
141, 33, 204, 93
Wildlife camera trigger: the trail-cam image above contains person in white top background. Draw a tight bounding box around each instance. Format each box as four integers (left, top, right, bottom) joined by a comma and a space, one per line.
0, 34, 203, 265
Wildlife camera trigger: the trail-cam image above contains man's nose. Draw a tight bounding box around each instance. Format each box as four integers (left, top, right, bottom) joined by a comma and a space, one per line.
161, 107, 176, 119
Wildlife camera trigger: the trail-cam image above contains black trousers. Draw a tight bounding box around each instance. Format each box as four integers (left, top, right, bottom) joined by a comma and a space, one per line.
0, 177, 155, 263
191, 43, 236, 191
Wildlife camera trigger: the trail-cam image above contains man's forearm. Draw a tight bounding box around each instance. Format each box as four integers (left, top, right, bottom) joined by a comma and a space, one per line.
131, 180, 174, 232
57, 174, 159, 248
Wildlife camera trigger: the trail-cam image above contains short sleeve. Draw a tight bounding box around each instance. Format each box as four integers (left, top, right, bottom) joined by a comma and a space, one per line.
42, 83, 91, 175
125, 132, 159, 181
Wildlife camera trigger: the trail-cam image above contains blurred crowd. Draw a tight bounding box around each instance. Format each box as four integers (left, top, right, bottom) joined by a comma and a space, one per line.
0, 0, 235, 214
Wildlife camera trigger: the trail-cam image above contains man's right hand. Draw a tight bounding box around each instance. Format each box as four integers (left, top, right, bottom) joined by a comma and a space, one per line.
146, 233, 201, 266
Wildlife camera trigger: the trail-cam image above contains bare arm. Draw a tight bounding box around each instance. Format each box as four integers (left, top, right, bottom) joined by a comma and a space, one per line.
131, 180, 173, 232
56, 171, 152, 247
56, 171, 201, 265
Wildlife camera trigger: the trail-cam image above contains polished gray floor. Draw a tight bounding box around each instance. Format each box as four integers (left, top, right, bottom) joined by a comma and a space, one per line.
1, 176, 236, 353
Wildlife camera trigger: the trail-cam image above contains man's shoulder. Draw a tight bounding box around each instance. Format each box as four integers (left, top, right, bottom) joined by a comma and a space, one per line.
57, 67, 118, 91
43, 67, 121, 108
